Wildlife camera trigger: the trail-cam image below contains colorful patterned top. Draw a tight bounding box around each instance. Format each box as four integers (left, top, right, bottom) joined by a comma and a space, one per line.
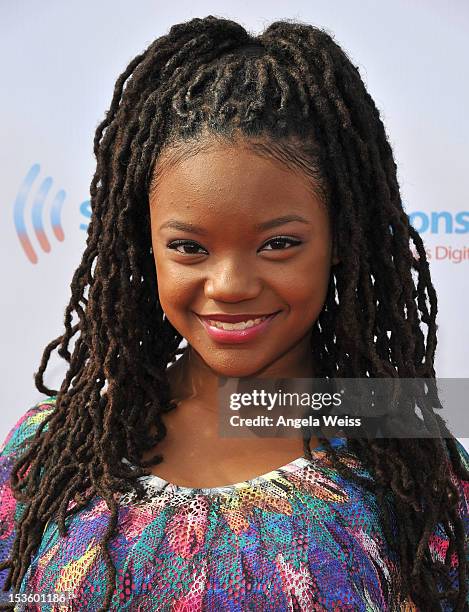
0, 398, 468, 611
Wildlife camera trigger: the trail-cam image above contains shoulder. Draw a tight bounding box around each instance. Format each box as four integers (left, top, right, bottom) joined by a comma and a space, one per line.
0, 397, 57, 459
426, 438, 469, 606
450, 437, 469, 469
0, 398, 56, 591
445, 437, 469, 515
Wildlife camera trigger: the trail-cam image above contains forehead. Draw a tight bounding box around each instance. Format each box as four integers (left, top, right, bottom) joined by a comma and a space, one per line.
149, 137, 324, 214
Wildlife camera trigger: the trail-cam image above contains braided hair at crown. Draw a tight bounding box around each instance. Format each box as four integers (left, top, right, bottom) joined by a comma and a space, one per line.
1, 15, 468, 611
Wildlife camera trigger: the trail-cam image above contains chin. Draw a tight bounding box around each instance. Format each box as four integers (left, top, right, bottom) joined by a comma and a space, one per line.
204, 357, 270, 379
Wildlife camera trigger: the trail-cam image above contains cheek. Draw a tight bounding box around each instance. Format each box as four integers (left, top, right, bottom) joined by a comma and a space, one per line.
275, 249, 331, 310
154, 256, 199, 315
284, 278, 330, 329
279, 265, 331, 344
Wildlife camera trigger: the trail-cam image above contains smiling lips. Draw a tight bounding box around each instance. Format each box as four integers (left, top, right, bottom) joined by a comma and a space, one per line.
196, 311, 280, 343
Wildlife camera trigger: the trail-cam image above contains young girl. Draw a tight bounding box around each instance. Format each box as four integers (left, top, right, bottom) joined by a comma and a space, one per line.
1, 15, 468, 612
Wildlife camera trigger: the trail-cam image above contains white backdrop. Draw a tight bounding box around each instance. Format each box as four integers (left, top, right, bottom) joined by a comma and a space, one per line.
1, 1, 467, 449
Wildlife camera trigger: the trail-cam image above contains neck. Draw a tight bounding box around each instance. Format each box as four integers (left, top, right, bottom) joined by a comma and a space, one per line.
166, 337, 318, 406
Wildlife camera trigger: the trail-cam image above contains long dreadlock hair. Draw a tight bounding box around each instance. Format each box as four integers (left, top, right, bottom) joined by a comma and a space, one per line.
1, 15, 468, 611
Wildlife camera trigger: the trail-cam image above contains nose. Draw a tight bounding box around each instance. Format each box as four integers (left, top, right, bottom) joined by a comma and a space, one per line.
204, 256, 262, 302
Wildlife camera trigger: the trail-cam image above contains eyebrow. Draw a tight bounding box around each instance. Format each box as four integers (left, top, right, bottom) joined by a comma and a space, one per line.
159, 215, 310, 234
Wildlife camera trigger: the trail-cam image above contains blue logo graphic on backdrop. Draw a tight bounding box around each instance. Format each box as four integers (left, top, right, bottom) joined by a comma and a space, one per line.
409, 210, 469, 234
13, 164, 66, 264
80, 199, 91, 230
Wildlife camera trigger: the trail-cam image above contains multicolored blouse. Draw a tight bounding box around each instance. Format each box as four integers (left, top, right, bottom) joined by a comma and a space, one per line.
0, 398, 468, 611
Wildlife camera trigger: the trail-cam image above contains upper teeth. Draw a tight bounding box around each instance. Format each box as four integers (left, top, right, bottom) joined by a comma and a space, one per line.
207, 316, 270, 330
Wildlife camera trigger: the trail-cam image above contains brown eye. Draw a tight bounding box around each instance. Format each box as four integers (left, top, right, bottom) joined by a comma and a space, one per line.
260, 236, 302, 251
167, 240, 208, 255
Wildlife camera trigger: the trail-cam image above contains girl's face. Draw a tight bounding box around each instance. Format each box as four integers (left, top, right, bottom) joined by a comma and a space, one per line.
149, 138, 336, 378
